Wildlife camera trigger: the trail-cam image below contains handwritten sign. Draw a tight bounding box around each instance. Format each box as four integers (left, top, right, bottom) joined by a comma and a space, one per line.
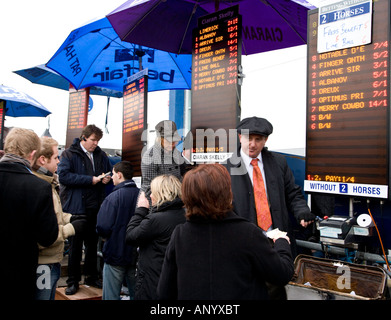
317, 0, 372, 53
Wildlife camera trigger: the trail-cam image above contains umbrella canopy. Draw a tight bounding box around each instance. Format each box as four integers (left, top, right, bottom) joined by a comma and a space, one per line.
107, 0, 312, 55
0, 85, 51, 118
46, 17, 192, 93
14, 65, 123, 98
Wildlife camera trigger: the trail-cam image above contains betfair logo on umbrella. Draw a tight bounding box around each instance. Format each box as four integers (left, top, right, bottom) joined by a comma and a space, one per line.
65, 45, 175, 84
93, 65, 175, 84
93, 49, 175, 84
47, 17, 192, 92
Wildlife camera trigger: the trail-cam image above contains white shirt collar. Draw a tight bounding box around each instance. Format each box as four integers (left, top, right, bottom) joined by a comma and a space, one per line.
240, 148, 266, 187
240, 148, 262, 167
80, 142, 94, 159
80, 142, 87, 153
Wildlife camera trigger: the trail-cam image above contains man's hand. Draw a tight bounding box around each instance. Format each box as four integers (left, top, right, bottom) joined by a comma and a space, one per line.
93, 172, 111, 185
92, 176, 101, 185
299, 212, 316, 228
101, 175, 111, 184
300, 219, 313, 228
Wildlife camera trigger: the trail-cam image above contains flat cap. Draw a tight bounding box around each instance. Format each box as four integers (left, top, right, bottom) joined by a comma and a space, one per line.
155, 120, 182, 142
236, 117, 273, 136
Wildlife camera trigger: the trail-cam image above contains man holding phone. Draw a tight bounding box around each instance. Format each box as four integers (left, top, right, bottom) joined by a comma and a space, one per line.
58, 124, 112, 295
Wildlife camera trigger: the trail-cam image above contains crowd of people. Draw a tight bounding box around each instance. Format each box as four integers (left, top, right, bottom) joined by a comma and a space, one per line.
0, 117, 315, 301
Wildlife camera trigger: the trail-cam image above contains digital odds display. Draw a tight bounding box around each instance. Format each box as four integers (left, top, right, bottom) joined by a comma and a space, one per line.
190, 5, 242, 163
304, 0, 390, 199
65, 87, 89, 148
122, 71, 147, 177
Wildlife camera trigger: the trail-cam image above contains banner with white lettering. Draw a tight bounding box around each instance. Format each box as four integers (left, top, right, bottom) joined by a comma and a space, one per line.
304, 180, 388, 198
317, 0, 372, 53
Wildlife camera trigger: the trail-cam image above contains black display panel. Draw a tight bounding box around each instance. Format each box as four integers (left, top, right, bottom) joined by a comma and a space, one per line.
304, 0, 390, 199
122, 73, 147, 177
65, 86, 89, 148
191, 5, 242, 162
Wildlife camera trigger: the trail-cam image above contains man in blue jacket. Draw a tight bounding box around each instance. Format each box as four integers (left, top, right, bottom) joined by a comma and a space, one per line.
96, 161, 139, 300
58, 124, 112, 295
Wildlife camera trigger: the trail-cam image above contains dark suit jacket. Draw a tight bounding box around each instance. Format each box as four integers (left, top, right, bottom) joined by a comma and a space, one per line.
58, 138, 112, 214
225, 148, 311, 256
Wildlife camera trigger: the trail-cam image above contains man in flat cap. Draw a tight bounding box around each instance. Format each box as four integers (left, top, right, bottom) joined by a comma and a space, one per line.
140, 120, 183, 198
226, 117, 315, 255
225, 117, 315, 299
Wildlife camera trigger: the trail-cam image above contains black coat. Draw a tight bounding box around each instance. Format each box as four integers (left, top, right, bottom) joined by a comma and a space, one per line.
225, 148, 311, 256
157, 211, 294, 300
126, 198, 186, 300
0, 162, 58, 300
58, 138, 112, 214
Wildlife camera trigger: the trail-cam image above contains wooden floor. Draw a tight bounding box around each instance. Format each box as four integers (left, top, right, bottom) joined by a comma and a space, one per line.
55, 285, 102, 300
55, 252, 102, 300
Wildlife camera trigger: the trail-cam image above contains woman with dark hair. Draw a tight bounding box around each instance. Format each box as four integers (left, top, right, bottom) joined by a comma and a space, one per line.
157, 164, 294, 300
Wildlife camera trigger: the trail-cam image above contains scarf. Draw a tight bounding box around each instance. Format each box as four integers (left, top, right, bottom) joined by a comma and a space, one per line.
0, 153, 32, 170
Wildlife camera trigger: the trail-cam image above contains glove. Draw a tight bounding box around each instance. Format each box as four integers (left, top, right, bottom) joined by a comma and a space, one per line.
71, 217, 87, 234
298, 212, 316, 222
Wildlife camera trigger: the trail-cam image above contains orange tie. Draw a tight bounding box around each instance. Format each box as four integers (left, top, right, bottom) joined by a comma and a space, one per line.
251, 158, 272, 231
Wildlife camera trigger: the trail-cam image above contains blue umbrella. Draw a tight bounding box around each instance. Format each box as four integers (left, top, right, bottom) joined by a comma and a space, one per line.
46, 17, 192, 93
14, 64, 123, 98
0, 85, 51, 117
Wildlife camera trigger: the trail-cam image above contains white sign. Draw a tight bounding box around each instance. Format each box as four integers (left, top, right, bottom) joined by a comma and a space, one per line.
191, 152, 233, 163
126, 68, 148, 84
317, 0, 372, 53
304, 180, 388, 198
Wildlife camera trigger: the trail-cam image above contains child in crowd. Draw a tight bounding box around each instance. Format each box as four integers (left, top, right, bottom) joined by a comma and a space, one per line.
96, 161, 139, 300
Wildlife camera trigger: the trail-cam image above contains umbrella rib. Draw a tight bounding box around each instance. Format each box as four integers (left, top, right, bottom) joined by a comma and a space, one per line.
75, 30, 131, 89
75, 33, 113, 89
123, 0, 165, 40
261, 0, 306, 43
100, 31, 129, 49
168, 53, 192, 88
178, 2, 200, 54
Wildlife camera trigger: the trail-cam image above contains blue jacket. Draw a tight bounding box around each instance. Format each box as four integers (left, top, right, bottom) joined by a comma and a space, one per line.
58, 138, 112, 214
96, 180, 139, 266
